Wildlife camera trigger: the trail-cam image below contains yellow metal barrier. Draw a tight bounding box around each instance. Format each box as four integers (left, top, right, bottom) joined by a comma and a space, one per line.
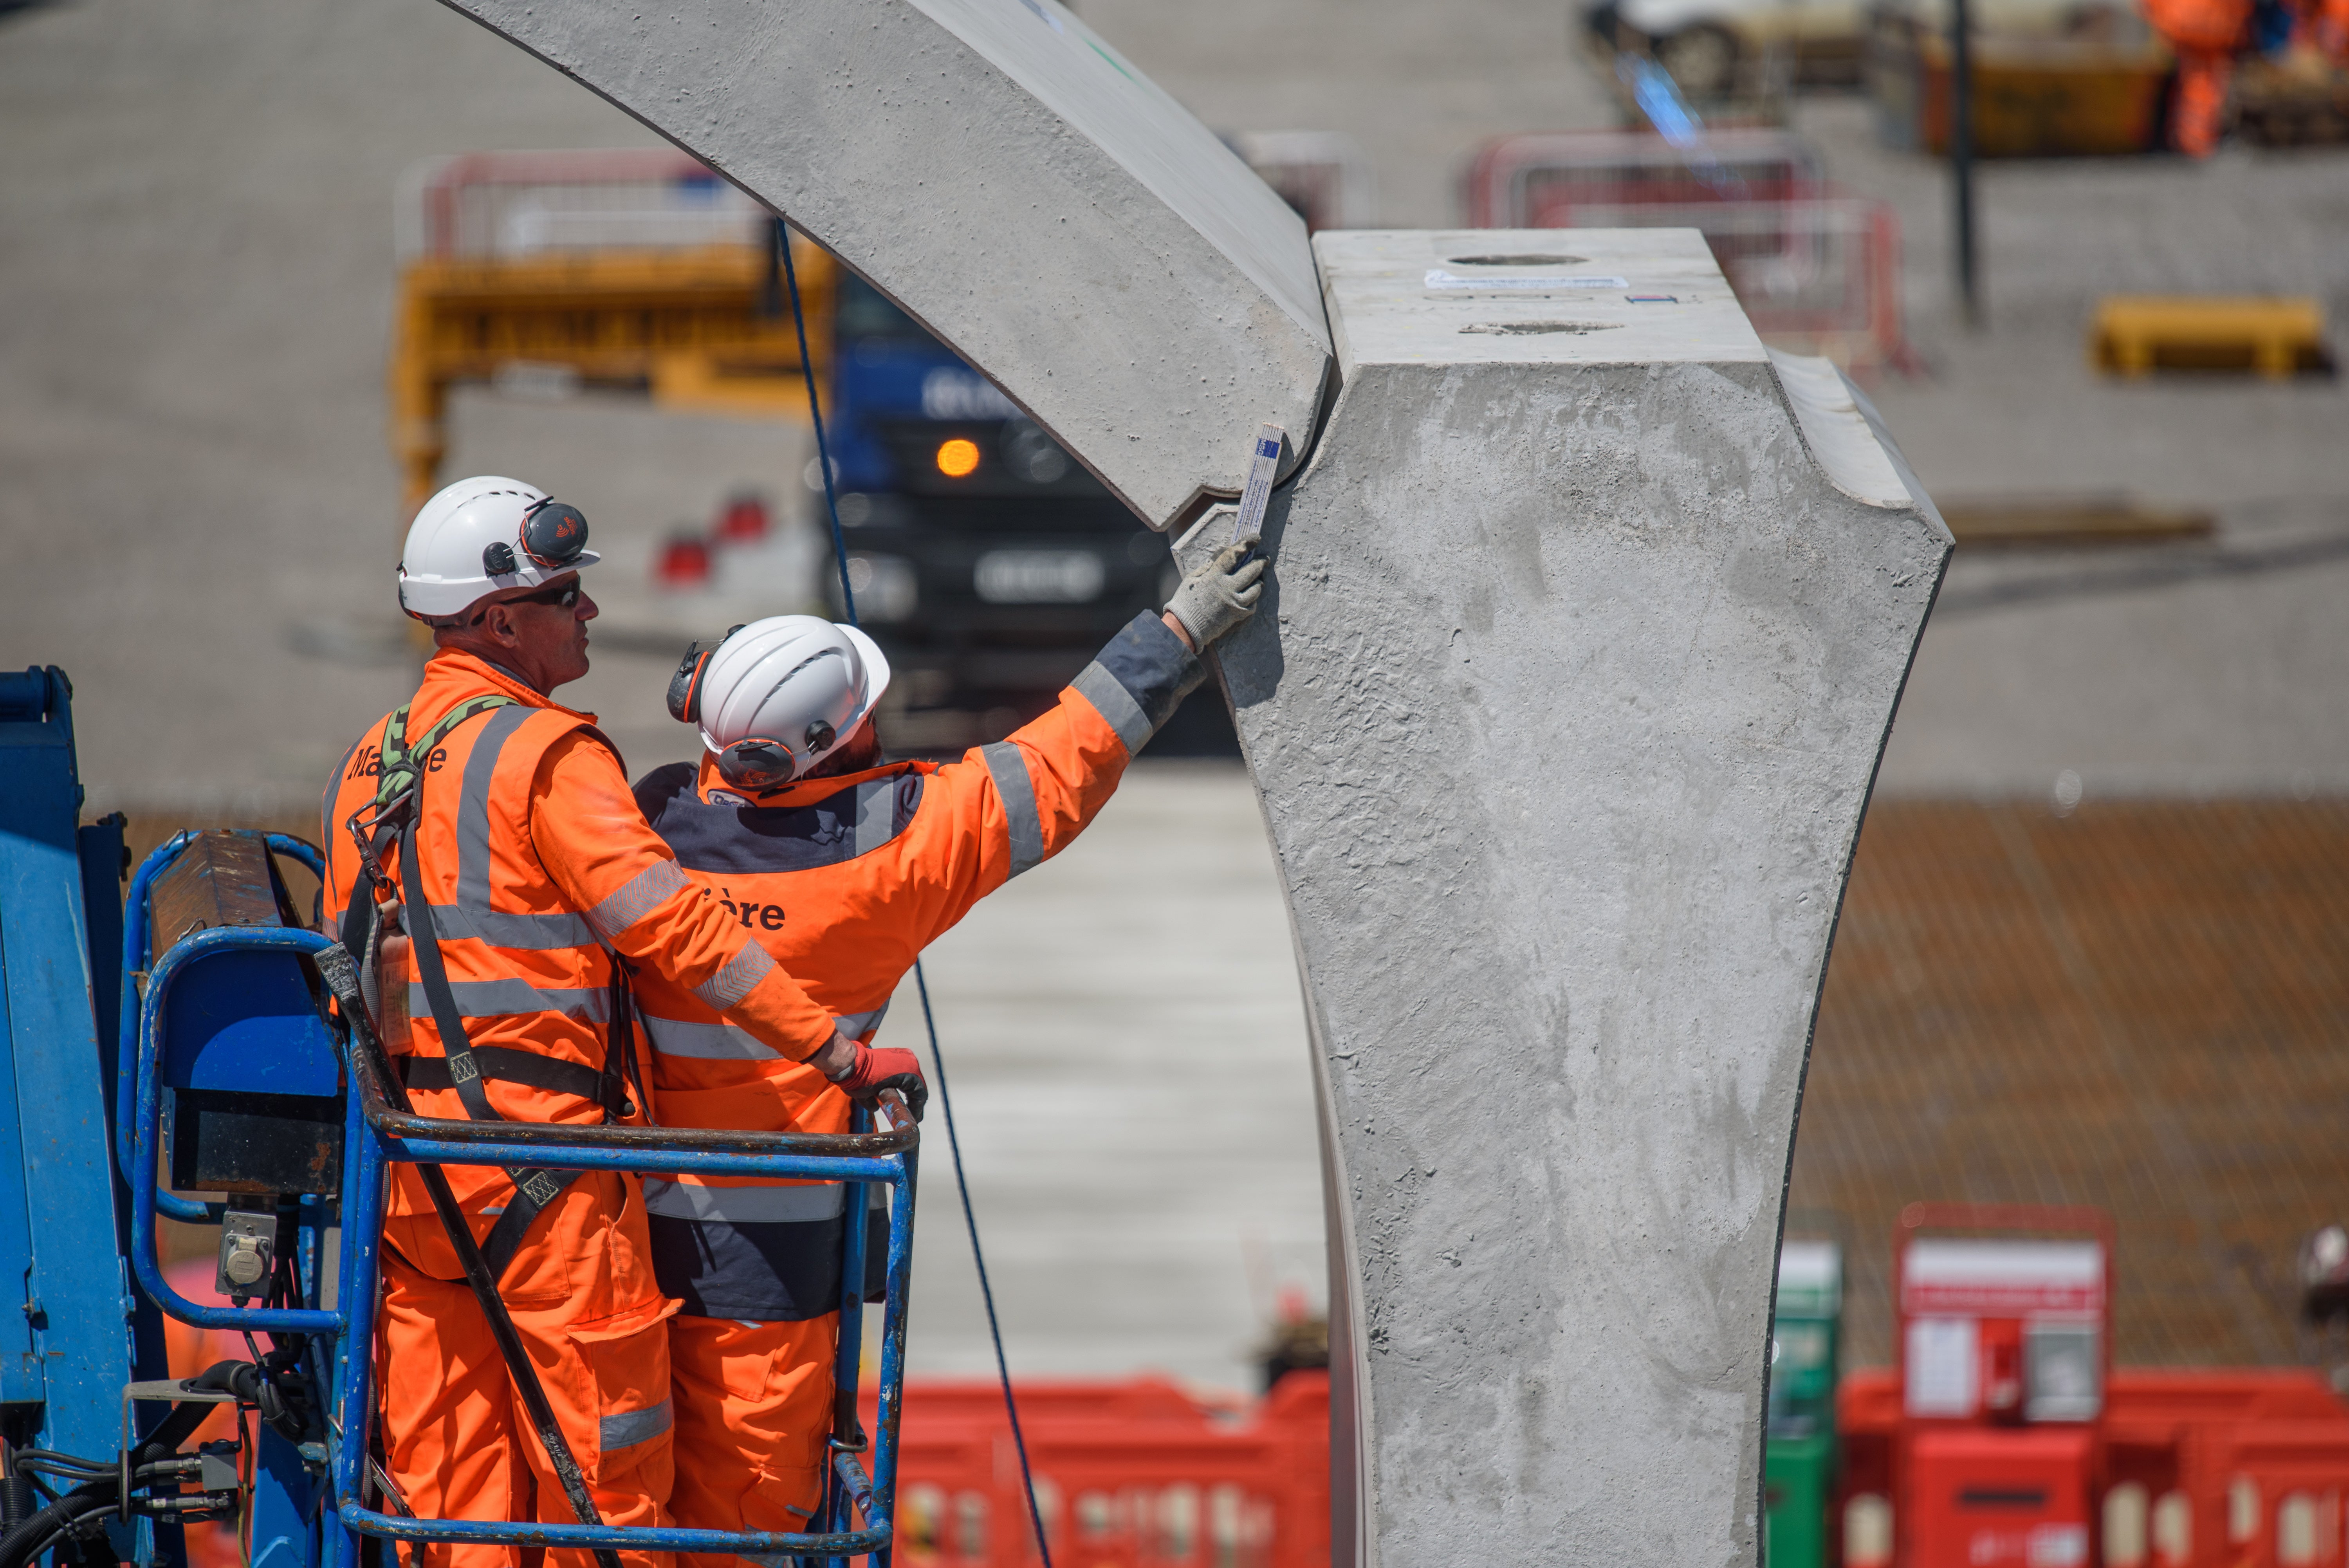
2089, 295, 2329, 379
389, 242, 833, 512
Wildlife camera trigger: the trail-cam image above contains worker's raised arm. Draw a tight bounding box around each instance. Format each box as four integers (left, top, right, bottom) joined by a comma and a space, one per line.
898, 540, 1265, 945
530, 729, 841, 1062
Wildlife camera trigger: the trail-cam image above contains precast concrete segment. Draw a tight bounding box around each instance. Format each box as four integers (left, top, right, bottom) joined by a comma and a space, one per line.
1182, 230, 1950, 1566
431, 0, 1333, 530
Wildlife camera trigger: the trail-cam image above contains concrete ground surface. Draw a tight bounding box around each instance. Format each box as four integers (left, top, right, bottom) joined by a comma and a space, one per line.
4, 0, 2346, 1393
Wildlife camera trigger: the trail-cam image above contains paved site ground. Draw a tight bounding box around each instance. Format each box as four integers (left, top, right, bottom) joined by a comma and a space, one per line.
1792, 799, 2349, 1372
4, 0, 2346, 1393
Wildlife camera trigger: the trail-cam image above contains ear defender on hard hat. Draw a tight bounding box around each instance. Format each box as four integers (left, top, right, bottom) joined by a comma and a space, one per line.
711, 718, 842, 791
665, 625, 749, 724
483, 498, 591, 578
669, 623, 845, 790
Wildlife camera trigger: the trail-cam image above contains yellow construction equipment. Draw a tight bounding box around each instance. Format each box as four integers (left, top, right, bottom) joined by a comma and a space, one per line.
2090, 295, 2330, 378
388, 151, 833, 513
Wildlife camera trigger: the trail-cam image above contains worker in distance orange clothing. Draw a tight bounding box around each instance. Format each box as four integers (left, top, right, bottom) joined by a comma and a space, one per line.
321, 476, 905, 1568
628, 537, 1267, 1565
2141, 0, 2349, 155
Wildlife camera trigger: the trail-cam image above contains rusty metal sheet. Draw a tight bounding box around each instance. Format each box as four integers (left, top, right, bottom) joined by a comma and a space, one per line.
148, 830, 288, 964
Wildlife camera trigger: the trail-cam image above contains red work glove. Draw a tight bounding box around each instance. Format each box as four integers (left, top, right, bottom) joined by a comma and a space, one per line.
831, 1042, 928, 1121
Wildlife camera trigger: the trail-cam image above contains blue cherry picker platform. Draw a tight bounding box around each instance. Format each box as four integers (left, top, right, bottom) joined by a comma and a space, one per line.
0, 665, 917, 1568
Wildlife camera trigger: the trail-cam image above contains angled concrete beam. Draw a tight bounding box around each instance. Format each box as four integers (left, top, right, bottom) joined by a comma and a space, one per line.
1182, 231, 1949, 1565
433, 0, 1332, 529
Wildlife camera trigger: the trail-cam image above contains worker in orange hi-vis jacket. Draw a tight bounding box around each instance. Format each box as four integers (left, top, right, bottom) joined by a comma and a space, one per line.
2141, 0, 2254, 153
629, 538, 1267, 1564
321, 476, 885, 1568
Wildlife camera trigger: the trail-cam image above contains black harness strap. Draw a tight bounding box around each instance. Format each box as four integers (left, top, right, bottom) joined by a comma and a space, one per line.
385, 715, 590, 1277
397, 1047, 609, 1102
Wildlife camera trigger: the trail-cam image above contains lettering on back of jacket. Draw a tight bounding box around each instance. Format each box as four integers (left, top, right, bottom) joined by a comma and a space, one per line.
345, 745, 449, 778
713, 888, 786, 931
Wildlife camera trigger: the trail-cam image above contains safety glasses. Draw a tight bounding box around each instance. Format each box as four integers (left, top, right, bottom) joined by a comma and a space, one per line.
466, 579, 581, 625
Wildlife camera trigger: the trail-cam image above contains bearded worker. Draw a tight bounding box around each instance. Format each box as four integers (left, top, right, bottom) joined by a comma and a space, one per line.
628, 538, 1266, 1561
321, 476, 908, 1568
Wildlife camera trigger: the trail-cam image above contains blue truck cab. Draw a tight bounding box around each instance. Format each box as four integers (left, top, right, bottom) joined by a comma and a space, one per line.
819, 276, 1228, 749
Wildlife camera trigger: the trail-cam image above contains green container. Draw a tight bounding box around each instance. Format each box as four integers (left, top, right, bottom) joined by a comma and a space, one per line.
1764, 1240, 1842, 1568
1766, 1432, 1836, 1568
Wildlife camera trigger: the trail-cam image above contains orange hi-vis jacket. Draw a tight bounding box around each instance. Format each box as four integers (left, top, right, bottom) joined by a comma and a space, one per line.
628, 609, 1204, 1321
321, 648, 843, 1289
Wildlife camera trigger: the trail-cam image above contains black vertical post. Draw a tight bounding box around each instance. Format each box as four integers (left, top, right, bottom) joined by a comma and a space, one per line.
1950, 0, 1981, 328
762, 214, 786, 319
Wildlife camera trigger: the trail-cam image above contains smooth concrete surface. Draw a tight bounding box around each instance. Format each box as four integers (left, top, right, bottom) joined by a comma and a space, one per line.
434, 0, 1332, 529
1179, 230, 1949, 1565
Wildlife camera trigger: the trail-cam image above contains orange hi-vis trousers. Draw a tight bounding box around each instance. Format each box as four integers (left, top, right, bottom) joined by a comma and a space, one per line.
667, 1317, 839, 1568
375, 1176, 679, 1568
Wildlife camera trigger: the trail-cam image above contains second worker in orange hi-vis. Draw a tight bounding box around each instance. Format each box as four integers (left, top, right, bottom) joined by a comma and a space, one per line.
322, 476, 895, 1568
629, 538, 1268, 1565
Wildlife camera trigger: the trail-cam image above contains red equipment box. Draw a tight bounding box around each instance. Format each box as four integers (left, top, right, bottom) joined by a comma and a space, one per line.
1908, 1427, 2094, 1568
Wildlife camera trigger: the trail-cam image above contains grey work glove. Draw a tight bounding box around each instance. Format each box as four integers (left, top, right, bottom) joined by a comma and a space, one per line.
1165, 541, 1267, 651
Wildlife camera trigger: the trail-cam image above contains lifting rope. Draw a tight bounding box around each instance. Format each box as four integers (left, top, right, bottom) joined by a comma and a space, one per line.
779, 220, 1058, 1568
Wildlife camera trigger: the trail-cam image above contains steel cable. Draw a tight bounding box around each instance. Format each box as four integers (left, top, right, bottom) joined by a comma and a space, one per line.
779, 220, 1056, 1568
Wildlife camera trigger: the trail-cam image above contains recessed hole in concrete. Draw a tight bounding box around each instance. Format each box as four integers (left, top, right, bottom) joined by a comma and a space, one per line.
1446, 253, 1586, 267
1458, 321, 1622, 335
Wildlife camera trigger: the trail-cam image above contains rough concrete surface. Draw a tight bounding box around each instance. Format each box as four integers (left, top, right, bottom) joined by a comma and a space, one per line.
435, 0, 1331, 528
1180, 230, 1947, 1564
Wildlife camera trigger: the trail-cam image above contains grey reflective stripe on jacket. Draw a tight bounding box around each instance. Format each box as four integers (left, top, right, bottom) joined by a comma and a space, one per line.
693, 940, 775, 1009
642, 1176, 845, 1224
642, 1006, 888, 1061
599, 1397, 673, 1453
1072, 662, 1153, 755
407, 979, 612, 1023
427, 704, 601, 951
1069, 610, 1202, 755
853, 778, 900, 856
588, 858, 689, 941
980, 742, 1044, 879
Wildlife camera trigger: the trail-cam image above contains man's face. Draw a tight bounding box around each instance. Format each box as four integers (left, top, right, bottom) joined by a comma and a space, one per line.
474, 574, 598, 692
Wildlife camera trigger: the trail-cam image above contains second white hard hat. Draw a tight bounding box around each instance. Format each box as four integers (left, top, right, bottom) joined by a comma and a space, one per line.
398, 475, 601, 619
669, 615, 892, 790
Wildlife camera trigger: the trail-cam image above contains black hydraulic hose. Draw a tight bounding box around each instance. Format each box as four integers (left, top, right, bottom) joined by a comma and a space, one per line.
0, 1444, 32, 1532
0, 1377, 255, 1568
0, 1488, 114, 1568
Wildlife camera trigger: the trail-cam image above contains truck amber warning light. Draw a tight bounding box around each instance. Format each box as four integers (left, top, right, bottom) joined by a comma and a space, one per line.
935, 438, 981, 478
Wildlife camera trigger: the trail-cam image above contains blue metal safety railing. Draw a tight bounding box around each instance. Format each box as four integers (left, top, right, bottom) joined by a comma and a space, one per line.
120, 833, 917, 1568
329, 1038, 917, 1568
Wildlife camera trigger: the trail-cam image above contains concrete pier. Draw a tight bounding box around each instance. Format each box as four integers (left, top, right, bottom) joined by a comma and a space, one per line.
1180, 230, 1948, 1563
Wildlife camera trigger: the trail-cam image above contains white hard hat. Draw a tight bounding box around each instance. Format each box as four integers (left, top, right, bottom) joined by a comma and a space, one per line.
397, 475, 602, 619
668, 615, 892, 790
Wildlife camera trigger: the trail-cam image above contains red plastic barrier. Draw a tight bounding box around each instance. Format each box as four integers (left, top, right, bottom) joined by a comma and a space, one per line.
877, 1373, 1329, 1568
1837, 1368, 2349, 1568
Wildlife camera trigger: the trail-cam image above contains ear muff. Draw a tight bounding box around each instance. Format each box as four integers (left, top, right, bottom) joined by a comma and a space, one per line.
520, 498, 590, 569
714, 738, 797, 791
666, 645, 711, 724
666, 624, 749, 725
